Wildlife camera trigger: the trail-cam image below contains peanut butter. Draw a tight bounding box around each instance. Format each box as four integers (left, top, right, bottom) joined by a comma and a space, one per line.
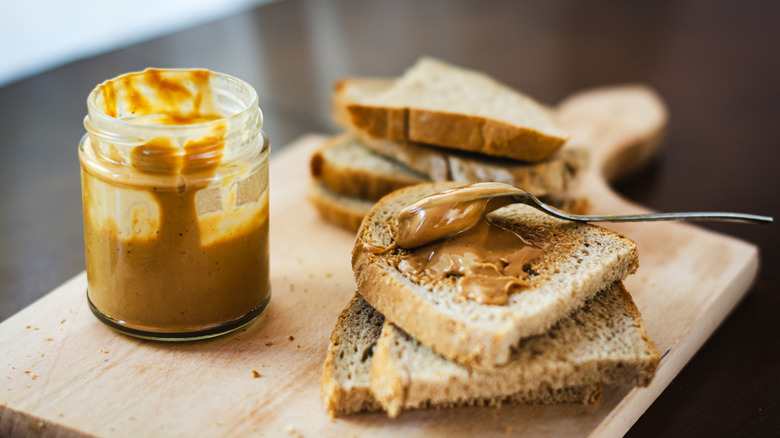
80, 69, 270, 337
394, 183, 540, 305
396, 182, 522, 248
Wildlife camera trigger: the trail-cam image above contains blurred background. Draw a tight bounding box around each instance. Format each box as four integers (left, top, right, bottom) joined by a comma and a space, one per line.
0, 0, 273, 86
0, 1, 778, 436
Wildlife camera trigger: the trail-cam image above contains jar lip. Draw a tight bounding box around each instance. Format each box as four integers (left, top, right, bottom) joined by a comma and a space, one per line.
86, 68, 261, 132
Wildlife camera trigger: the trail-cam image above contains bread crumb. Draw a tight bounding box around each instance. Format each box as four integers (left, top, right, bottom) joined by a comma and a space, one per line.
284, 425, 302, 437
265, 342, 274, 346
288, 336, 294, 341
252, 370, 261, 378
45, 337, 53, 341
25, 325, 30, 329
60, 319, 66, 324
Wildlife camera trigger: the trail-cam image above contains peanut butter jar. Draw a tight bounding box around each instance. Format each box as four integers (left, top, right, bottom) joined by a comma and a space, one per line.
79, 69, 271, 340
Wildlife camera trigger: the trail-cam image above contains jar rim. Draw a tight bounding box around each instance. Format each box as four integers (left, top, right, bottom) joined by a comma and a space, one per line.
86, 68, 261, 133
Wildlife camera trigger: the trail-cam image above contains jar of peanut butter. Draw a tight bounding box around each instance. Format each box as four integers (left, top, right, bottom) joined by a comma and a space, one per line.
79, 69, 271, 340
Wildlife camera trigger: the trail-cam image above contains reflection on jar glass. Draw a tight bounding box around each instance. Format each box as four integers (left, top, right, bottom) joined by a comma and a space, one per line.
79, 69, 271, 340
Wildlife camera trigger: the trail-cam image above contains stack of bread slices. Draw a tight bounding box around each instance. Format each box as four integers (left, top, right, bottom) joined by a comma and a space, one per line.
309, 57, 590, 231
317, 58, 660, 418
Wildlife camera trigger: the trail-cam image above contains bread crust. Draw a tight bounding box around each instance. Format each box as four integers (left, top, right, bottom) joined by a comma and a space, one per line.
308, 183, 371, 232
335, 57, 570, 162
322, 294, 610, 418
351, 131, 586, 197
367, 283, 658, 417
346, 104, 567, 162
310, 135, 426, 200
353, 254, 517, 367
320, 294, 384, 417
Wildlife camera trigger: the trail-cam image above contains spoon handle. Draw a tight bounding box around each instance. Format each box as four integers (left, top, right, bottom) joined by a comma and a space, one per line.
523, 195, 774, 224
560, 211, 773, 224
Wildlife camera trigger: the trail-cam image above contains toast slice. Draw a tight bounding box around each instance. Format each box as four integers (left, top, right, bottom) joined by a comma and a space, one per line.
321, 292, 386, 417
351, 131, 586, 195
336, 58, 570, 162
321, 293, 606, 418
310, 134, 426, 200
370, 282, 658, 417
308, 182, 374, 232
353, 182, 638, 368
312, 133, 585, 199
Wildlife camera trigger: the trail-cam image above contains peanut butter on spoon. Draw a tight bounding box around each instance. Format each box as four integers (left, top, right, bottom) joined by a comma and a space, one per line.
395, 182, 520, 249
393, 183, 541, 305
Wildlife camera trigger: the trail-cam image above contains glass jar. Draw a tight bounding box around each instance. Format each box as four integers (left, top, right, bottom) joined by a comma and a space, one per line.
79, 69, 270, 340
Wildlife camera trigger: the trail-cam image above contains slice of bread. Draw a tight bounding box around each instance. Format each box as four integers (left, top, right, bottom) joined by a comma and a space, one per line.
321, 293, 605, 418
308, 182, 374, 232
321, 292, 385, 417
353, 182, 638, 368
335, 58, 570, 162
332, 78, 393, 135
370, 282, 658, 417
312, 133, 584, 199
310, 134, 426, 200
352, 131, 586, 196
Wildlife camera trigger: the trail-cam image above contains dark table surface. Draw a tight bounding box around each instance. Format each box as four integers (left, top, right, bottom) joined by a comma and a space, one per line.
1, 0, 778, 436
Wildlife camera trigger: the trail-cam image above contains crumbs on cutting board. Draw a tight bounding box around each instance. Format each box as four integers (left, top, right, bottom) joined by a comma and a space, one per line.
285, 425, 302, 437
252, 370, 261, 378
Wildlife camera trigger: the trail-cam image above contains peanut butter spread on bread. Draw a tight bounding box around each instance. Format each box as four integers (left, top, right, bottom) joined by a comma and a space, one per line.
392, 183, 543, 305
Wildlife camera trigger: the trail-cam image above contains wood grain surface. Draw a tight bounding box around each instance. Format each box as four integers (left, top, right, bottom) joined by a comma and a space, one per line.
0, 85, 760, 437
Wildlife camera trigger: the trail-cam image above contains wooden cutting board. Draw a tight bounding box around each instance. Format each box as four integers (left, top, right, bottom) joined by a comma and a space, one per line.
0, 86, 759, 437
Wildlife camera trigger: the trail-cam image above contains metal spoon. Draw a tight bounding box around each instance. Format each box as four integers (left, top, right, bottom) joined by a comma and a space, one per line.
474, 182, 773, 224
394, 182, 772, 249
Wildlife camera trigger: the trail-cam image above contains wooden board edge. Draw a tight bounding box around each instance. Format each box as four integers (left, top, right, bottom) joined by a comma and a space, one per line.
0, 404, 87, 438
590, 249, 759, 437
